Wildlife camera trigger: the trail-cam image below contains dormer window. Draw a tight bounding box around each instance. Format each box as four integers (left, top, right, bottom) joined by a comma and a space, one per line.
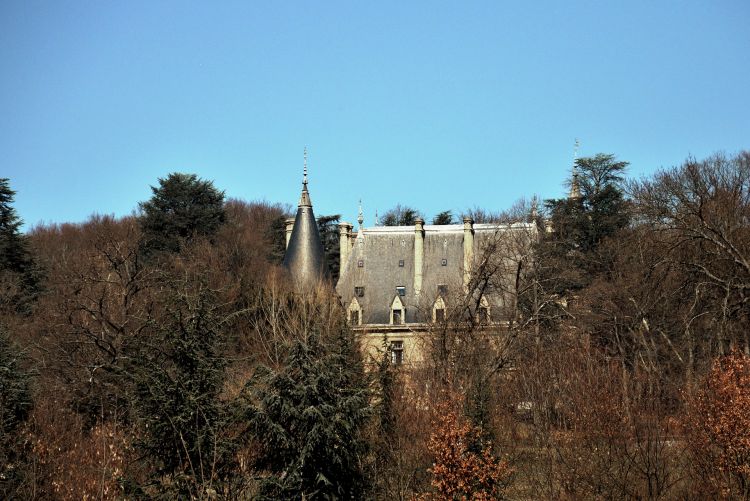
358, 260, 364, 268
393, 309, 402, 324
476, 296, 491, 324
437, 284, 447, 296
398, 259, 404, 267
396, 286, 406, 297
355, 286, 365, 297
441, 258, 447, 266
348, 297, 362, 326
433, 296, 447, 323
390, 295, 405, 325
435, 308, 445, 322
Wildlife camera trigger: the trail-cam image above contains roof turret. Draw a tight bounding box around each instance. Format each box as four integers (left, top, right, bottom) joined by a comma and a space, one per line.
283, 148, 328, 290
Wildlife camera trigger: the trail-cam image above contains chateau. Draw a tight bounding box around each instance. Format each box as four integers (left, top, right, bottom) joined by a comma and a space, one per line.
282, 161, 536, 366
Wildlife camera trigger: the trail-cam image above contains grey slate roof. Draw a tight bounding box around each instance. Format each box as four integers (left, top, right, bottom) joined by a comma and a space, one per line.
336, 223, 535, 325
282, 180, 328, 290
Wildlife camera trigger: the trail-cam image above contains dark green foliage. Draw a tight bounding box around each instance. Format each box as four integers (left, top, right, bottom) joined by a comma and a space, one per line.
0, 179, 42, 314
465, 376, 494, 448
0, 327, 33, 496
244, 325, 371, 500
381, 204, 423, 226
317, 214, 341, 282
267, 214, 288, 265
542, 153, 630, 291
138, 173, 226, 255
432, 210, 454, 225
128, 287, 233, 498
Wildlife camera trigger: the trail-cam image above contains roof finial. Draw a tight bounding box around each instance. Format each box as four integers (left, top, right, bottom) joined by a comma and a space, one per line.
358, 199, 364, 228
374, 209, 380, 226
531, 194, 538, 221
297, 147, 312, 207
303, 146, 308, 188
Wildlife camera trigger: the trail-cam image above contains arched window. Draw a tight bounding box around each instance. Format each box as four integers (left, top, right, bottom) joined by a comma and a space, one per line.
390, 295, 405, 325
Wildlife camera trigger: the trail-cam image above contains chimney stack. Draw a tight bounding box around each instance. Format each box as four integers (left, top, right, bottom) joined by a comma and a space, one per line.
463, 217, 474, 289
414, 218, 425, 296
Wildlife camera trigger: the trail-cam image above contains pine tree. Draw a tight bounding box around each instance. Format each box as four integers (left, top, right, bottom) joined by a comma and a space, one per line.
244, 324, 370, 500
138, 173, 226, 255
317, 213, 341, 282
432, 210, 453, 225
542, 153, 629, 292
127, 287, 233, 498
0, 178, 42, 313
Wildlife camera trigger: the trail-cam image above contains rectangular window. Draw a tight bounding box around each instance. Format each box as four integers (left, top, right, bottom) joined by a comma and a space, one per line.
350, 310, 359, 325
392, 309, 402, 324
435, 308, 445, 322
396, 286, 406, 297
398, 259, 404, 267
355, 286, 365, 297
391, 341, 404, 366
478, 307, 489, 323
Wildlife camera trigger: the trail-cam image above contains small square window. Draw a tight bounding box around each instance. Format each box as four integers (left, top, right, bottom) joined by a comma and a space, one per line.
441, 258, 447, 266
355, 286, 365, 297
357, 260, 364, 268
398, 259, 404, 267
437, 284, 447, 296
396, 286, 406, 297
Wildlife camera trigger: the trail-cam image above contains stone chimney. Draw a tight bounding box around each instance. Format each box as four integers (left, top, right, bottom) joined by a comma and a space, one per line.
414, 218, 425, 296
338, 222, 353, 270
463, 217, 474, 289
284, 218, 295, 249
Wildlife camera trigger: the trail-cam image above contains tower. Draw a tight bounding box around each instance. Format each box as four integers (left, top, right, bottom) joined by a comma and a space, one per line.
283, 148, 328, 290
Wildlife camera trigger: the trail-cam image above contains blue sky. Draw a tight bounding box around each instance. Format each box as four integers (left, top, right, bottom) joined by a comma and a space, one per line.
2, 0, 748, 230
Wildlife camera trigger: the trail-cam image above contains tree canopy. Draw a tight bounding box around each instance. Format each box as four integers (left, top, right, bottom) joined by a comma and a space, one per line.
381, 204, 423, 226
138, 173, 226, 254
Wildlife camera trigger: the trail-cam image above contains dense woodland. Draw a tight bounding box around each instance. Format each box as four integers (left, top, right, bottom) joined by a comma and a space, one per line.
1, 151, 750, 500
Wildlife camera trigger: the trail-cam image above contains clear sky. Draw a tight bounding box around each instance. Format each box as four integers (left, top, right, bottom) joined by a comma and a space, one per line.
2, 0, 748, 230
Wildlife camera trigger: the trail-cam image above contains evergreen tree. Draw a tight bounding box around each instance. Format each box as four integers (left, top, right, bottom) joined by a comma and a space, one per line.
0, 179, 42, 313
381, 204, 423, 226
244, 324, 370, 500
0, 326, 33, 497
542, 153, 629, 291
267, 214, 289, 265
138, 173, 226, 255
432, 210, 453, 225
317, 213, 341, 282
127, 287, 233, 498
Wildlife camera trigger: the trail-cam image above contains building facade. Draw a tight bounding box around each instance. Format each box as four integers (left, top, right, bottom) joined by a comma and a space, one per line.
283, 166, 536, 366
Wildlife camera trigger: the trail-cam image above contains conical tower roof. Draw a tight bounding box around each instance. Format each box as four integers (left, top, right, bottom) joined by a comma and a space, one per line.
282, 151, 328, 290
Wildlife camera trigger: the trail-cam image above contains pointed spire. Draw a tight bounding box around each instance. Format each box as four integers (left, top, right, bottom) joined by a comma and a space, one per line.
530, 194, 538, 221
284, 147, 327, 290
569, 138, 581, 199
299, 146, 311, 207
374, 209, 380, 226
